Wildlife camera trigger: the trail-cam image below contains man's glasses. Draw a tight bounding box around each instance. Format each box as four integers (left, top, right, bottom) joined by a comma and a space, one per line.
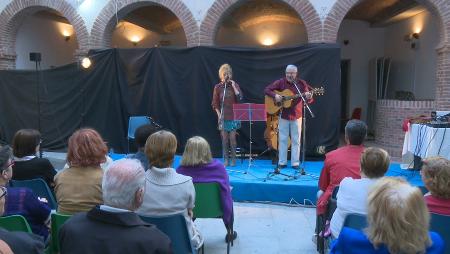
0, 186, 7, 199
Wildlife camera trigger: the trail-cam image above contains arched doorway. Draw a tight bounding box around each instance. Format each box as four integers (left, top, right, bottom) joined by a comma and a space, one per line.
200, 0, 321, 46
327, 0, 447, 157
0, 0, 89, 69
91, 0, 198, 49
215, 0, 307, 48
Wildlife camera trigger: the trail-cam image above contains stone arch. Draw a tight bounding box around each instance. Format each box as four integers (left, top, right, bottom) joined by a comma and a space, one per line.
0, 0, 90, 60
323, 0, 448, 46
199, 0, 322, 46
90, 0, 199, 48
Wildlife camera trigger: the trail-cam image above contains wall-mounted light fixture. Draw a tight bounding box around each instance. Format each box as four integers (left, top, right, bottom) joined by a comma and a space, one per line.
130, 36, 140, 46
81, 57, 91, 69
62, 30, 71, 42
404, 32, 420, 49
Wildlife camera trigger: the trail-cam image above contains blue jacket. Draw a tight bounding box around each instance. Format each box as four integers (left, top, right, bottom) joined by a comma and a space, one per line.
330, 227, 445, 254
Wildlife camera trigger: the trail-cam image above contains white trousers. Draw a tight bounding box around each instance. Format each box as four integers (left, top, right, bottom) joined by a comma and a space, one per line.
278, 118, 302, 166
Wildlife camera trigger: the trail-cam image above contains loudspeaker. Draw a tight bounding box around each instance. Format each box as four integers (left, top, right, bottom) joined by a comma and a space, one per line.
29, 52, 41, 62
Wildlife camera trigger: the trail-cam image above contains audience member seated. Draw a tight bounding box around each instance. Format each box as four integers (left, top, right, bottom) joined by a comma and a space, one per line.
137, 130, 203, 250
11, 129, 56, 188
55, 128, 106, 214
0, 169, 45, 254
177, 136, 236, 241
421, 157, 450, 215
330, 147, 390, 238
0, 145, 50, 241
317, 120, 367, 215
330, 177, 445, 254
59, 159, 172, 254
127, 124, 158, 170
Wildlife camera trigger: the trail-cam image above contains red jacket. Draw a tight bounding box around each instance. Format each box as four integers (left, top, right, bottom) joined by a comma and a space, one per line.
317, 145, 364, 215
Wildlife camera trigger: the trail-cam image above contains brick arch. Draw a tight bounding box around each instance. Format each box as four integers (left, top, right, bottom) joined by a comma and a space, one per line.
0, 0, 90, 56
199, 0, 322, 46
90, 0, 199, 48
323, 0, 448, 46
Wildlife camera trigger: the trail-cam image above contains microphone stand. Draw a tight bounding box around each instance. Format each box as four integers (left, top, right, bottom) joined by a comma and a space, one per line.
147, 116, 163, 129
292, 80, 315, 175
219, 81, 227, 161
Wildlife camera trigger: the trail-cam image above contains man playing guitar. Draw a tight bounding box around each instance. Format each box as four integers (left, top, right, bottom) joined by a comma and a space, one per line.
264, 65, 314, 170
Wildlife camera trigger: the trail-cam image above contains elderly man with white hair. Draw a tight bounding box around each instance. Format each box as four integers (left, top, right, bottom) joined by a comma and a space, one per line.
59, 159, 172, 254
264, 65, 314, 170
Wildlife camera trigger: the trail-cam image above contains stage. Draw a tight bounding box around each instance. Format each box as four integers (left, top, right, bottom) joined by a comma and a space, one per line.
110, 153, 424, 205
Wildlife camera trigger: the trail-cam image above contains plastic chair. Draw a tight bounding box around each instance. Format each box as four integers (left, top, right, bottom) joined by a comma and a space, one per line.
50, 213, 71, 254
10, 178, 57, 209
343, 213, 367, 230
430, 213, 450, 254
127, 116, 151, 153
0, 215, 32, 233
140, 213, 198, 254
350, 107, 362, 120
194, 183, 234, 254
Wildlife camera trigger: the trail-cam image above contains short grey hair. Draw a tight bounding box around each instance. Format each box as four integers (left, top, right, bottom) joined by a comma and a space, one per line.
102, 159, 145, 210
286, 65, 298, 72
345, 119, 367, 145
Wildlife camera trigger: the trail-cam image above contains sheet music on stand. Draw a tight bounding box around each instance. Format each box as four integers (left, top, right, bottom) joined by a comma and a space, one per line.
233, 103, 266, 173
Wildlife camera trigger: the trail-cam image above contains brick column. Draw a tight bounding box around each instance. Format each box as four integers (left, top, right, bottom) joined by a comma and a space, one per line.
0, 50, 16, 70
435, 45, 450, 110
375, 100, 435, 158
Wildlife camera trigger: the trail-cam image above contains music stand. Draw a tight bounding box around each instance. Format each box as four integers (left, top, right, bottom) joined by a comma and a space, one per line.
233, 103, 266, 173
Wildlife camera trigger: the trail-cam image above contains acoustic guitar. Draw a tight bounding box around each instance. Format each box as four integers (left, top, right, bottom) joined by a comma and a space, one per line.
264, 87, 325, 115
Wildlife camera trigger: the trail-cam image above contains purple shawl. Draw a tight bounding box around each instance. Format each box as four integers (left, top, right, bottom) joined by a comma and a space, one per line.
176, 159, 233, 226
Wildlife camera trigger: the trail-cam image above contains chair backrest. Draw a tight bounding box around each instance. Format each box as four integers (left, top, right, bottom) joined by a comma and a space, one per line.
430, 213, 450, 254
193, 183, 223, 218
51, 213, 71, 254
351, 107, 362, 120
10, 178, 57, 209
418, 185, 428, 195
140, 213, 196, 254
0, 215, 32, 233
327, 186, 340, 218
343, 213, 367, 230
128, 116, 151, 139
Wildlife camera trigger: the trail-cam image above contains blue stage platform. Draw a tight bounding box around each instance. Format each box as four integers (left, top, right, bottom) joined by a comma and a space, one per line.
109, 153, 424, 206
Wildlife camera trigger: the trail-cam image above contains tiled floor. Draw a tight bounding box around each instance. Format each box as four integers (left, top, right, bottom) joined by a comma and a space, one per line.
196, 202, 317, 254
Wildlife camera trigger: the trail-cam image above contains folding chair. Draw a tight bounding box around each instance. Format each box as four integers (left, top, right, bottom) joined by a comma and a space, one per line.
342, 213, 367, 230
194, 183, 234, 254
430, 213, 450, 254
0, 215, 32, 233
10, 178, 57, 209
51, 213, 71, 254
317, 186, 339, 254
140, 213, 199, 254
127, 116, 151, 153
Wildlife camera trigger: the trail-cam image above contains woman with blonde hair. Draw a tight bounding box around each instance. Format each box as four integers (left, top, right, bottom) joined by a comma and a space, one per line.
211, 64, 243, 166
55, 128, 107, 214
177, 136, 236, 241
421, 156, 450, 215
330, 177, 444, 254
137, 131, 203, 250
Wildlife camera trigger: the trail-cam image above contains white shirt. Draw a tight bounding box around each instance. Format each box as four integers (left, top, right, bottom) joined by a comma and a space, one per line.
330, 177, 378, 237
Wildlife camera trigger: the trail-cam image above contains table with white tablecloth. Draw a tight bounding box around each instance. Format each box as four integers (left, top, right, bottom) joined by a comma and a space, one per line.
402, 123, 450, 164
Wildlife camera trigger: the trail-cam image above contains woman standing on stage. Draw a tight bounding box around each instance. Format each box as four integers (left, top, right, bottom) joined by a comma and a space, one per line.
212, 64, 243, 167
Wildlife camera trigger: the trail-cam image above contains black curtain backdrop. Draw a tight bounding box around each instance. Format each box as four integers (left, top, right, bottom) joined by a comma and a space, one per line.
0, 45, 340, 157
